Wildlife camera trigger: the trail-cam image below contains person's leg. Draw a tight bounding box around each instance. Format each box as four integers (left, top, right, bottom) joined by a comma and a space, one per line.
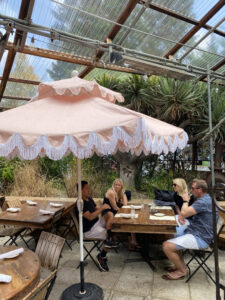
104, 211, 114, 240
162, 241, 187, 274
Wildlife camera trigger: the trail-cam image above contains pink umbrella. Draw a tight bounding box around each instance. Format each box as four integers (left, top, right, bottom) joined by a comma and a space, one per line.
0, 76, 188, 298
0, 77, 187, 160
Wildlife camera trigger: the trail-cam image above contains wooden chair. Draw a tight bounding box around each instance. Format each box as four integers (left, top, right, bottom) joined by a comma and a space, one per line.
32, 231, 65, 299
73, 215, 104, 271
0, 206, 28, 247
185, 215, 224, 283
6, 199, 22, 208
23, 270, 57, 300
35, 231, 65, 271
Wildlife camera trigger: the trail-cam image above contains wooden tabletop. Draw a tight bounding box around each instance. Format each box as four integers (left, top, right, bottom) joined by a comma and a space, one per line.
112, 204, 177, 234
0, 246, 40, 300
0, 200, 75, 229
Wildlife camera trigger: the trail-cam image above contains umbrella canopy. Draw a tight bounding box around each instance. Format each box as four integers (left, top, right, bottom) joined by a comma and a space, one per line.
0, 77, 188, 160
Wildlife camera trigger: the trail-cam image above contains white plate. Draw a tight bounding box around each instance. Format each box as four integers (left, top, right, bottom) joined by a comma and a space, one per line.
6, 208, 21, 213
154, 213, 165, 217
50, 202, 63, 207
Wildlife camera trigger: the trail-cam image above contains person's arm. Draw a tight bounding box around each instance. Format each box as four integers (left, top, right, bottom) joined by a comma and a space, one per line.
180, 193, 197, 218
106, 189, 119, 210
83, 203, 110, 221
122, 193, 128, 206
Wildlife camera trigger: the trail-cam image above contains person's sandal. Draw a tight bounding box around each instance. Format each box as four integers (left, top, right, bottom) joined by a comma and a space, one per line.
162, 270, 186, 280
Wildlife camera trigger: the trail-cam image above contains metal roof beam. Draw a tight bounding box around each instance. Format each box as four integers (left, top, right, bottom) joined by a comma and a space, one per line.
0, 77, 40, 85
164, 0, 225, 58
5, 43, 138, 75
198, 57, 225, 81
139, 1, 225, 38
0, 0, 35, 102
79, 0, 139, 78
2, 95, 30, 101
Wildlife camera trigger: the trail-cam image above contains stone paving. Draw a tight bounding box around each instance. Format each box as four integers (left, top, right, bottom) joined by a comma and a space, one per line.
49, 241, 225, 300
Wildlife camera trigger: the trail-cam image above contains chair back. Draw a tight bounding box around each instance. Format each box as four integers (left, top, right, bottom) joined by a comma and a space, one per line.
217, 215, 224, 235
0, 196, 5, 208
23, 270, 57, 300
73, 213, 80, 238
35, 231, 65, 271
7, 199, 21, 208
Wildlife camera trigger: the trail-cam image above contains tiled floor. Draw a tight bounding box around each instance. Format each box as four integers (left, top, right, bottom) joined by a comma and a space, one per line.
48, 241, 225, 300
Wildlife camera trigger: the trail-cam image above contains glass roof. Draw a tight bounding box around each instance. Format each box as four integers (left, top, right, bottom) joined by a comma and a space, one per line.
0, 0, 224, 108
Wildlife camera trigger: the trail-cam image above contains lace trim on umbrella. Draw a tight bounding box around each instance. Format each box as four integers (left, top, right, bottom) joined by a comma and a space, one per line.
0, 118, 188, 160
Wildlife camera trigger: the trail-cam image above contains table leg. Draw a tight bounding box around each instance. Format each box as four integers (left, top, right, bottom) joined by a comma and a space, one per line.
124, 234, 156, 271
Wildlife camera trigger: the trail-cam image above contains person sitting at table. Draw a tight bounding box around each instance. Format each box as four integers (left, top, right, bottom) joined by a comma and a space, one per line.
162, 179, 216, 280
74, 180, 118, 272
102, 178, 140, 250
172, 178, 195, 226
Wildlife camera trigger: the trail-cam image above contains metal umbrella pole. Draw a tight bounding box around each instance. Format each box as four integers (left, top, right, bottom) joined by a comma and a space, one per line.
207, 65, 221, 300
62, 158, 103, 299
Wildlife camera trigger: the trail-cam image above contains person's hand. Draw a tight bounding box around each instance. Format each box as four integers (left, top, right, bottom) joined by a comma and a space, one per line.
182, 193, 190, 202
178, 215, 186, 225
102, 203, 110, 210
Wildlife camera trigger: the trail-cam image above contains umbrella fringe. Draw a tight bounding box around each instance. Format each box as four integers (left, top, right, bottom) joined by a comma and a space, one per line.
0, 120, 188, 160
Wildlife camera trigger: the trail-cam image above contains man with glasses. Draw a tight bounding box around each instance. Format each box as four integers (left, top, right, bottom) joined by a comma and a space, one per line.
162, 179, 216, 280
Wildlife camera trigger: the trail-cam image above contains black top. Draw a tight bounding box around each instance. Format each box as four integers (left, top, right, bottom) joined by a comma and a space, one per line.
102, 196, 123, 216
74, 197, 98, 233
174, 192, 195, 211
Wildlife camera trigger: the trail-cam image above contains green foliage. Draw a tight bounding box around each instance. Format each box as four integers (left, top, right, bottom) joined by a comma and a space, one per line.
121, 74, 155, 114
153, 77, 203, 124
0, 158, 22, 191
200, 85, 225, 143
38, 154, 74, 180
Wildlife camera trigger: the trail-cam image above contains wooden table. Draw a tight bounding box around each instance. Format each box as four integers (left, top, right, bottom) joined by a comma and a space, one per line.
0, 200, 75, 229
0, 246, 40, 300
112, 204, 177, 270
112, 204, 177, 234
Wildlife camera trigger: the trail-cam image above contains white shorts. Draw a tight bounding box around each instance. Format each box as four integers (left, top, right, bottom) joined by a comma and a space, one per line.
84, 217, 107, 240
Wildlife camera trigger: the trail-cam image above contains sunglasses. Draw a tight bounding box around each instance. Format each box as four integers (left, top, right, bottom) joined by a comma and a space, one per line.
173, 183, 177, 187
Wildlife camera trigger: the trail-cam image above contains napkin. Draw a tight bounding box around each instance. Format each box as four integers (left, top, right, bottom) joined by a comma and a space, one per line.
50, 202, 63, 207
6, 207, 21, 213
115, 213, 138, 219
27, 200, 37, 205
149, 205, 172, 210
39, 209, 54, 215
0, 248, 24, 260
150, 215, 176, 221
0, 274, 12, 283
130, 205, 143, 210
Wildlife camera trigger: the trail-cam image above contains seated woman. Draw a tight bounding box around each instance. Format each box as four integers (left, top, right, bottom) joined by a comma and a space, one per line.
102, 178, 127, 242
102, 178, 140, 249
172, 178, 195, 226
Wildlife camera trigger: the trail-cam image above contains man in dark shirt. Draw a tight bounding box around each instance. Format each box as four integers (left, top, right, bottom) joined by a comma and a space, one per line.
74, 181, 118, 272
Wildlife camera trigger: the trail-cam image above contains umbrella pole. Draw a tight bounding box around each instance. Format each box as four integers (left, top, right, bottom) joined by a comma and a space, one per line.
77, 158, 85, 293
61, 158, 103, 300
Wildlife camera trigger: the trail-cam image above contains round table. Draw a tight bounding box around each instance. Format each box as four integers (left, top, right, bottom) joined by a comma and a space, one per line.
0, 246, 40, 300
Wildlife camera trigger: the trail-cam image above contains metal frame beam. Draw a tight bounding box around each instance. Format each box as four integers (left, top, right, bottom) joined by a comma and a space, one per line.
5, 43, 138, 75
0, 0, 35, 102
79, 0, 139, 78
163, 0, 225, 59
139, 1, 225, 38
0, 77, 40, 85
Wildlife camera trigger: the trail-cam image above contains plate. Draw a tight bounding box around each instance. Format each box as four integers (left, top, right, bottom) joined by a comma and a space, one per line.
154, 213, 165, 217
6, 208, 21, 213
50, 203, 63, 207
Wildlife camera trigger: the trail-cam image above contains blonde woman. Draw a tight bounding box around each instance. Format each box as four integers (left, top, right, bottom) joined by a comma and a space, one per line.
102, 178, 127, 240
172, 178, 195, 225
